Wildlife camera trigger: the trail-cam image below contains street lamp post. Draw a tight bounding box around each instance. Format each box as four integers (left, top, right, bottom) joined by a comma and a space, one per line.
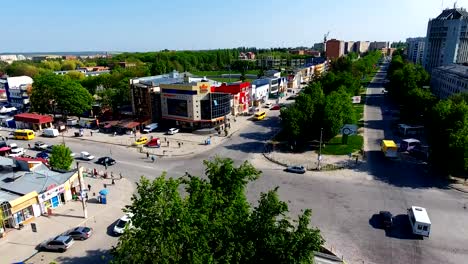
317, 128, 323, 170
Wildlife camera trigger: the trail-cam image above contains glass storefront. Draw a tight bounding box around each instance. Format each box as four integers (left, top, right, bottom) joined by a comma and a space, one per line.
13, 205, 34, 225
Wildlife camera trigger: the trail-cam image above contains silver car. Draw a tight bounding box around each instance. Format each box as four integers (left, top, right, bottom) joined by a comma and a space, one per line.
67, 226, 93, 240
285, 165, 306, 174
40, 235, 74, 252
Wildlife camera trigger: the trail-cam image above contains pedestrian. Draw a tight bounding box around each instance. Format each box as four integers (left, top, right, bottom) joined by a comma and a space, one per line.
28, 143, 31, 149
94, 168, 97, 177
355, 156, 359, 165
119, 172, 123, 179
85, 193, 89, 201
164, 137, 167, 142
111, 171, 114, 178
151, 156, 155, 163
104, 163, 108, 170
90, 131, 93, 136
178, 142, 181, 148
167, 141, 170, 147
146, 152, 149, 159
88, 184, 91, 191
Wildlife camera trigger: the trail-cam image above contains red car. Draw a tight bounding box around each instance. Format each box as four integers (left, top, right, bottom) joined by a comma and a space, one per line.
270, 105, 281, 110
145, 138, 161, 148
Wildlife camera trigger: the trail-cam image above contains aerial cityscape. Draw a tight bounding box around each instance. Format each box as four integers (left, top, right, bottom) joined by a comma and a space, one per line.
1, 1, 468, 264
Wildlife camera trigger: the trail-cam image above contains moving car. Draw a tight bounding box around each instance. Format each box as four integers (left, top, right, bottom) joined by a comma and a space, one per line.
381, 140, 398, 158
379, 211, 393, 229
43, 128, 59, 137
145, 138, 161, 148
254, 111, 266, 121
80, 151, 95, 161
408, 206, 431, 237
285, 165, 306, 174
167, 128, 179, 135
96, 156, 116, 166
113, 213, 134, 235
133, 136, 148, 145
40, 235, 74, 252
264, 102, 272, 108
8, 143, 24, 157
67, 226, 93, 240
270, 105, 281, 110
34, 141, 48, 150
36, 151, 49, 159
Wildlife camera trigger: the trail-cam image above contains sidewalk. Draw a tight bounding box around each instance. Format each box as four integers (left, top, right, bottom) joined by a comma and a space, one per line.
448, 176, 468, 193
0, 175, 134, 264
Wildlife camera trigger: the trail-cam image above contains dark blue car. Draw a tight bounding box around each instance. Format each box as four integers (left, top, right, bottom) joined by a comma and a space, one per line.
36, 152, 49, 159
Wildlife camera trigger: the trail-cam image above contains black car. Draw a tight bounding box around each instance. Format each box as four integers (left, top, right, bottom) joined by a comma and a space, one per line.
96, 156, 116, 166
379, 211, 393, 229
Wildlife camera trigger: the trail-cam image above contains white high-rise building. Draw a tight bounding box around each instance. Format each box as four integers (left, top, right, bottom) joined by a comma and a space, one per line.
423, 7, 468, 73
406, 37, 426, 64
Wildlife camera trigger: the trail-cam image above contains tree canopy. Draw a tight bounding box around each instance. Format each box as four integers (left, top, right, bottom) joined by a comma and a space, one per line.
49, 144, 74, 170
111, 157, 324, 264
30, 72, 93, 116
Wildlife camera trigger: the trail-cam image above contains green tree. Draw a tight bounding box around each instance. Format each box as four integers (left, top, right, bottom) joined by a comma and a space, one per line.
111, 157, 324, 264
61, 60, 77, 71
323, 87, 356, 140
49, 144, 74, 170
40, 60, 62, 71
66, 70, 85, 81
6, 62, 40, 77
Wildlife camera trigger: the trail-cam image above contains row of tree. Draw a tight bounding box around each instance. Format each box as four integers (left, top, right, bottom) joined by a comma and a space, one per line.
0, 59, 98, 77
280, 51, 382, 146
111, 157, 324, 263
387, 51, 468, 175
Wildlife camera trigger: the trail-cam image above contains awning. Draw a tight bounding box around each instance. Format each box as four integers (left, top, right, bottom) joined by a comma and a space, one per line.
124, 122, 140, 129
0, 147, 11, 152
9, 191, 38, 208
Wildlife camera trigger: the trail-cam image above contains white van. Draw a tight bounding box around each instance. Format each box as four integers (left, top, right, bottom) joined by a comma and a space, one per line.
142, 123, 158, 133
408, 206, 431, 237
43, 128, 59, 138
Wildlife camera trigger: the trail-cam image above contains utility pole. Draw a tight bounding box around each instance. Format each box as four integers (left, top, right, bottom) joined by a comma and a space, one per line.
317, 128, 323, 171
76, 162, 88, 219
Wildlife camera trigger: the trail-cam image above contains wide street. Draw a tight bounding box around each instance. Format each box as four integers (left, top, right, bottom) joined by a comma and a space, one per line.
7, 64, 468, 264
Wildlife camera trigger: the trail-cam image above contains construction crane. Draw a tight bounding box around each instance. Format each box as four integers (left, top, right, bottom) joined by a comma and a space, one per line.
323, 31, 330, 43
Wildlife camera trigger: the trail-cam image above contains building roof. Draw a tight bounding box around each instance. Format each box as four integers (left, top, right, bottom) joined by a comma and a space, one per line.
435, 8, 468, 20
14, 113, 53, 124
6, 76, 33, 88
0, 163, 77, 195
0, 190, 20, 203
433, 64, 468, 78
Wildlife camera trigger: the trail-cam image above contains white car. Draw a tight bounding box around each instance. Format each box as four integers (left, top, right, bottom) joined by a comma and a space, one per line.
9, 147, 24, 157
113, 213, 134, 235
264, 102, 272, 108
80, 151, 94, 161
167, 128, 179, 135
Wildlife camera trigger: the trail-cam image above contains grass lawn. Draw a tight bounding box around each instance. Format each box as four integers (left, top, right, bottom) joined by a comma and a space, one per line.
321, 135, 363, 155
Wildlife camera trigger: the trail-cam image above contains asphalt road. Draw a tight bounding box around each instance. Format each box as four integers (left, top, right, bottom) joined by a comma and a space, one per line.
7, 68, 468, 264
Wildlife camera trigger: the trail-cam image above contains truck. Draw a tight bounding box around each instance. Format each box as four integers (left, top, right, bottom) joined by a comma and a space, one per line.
408, 206, 431, 237
381, 140, 398, 158
43, 128, 59, 137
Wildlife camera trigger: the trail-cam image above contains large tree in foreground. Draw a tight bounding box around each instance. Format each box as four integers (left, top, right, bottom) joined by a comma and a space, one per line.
111, 157, 324, 264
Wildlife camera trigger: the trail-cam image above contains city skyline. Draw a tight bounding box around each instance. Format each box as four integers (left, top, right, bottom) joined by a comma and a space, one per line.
2, 0, 468, 52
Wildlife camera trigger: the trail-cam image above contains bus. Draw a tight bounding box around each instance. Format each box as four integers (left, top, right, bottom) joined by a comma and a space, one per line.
14, 129, 35, 140
254, 111, 266, 121
408, 206, 431, 237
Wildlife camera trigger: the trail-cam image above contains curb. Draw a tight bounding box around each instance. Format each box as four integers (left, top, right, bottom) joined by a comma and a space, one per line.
448, 184, 468, 194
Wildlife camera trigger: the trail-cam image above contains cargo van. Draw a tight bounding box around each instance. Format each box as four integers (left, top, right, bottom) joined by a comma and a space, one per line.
381, 140, 398, 158
408, 206, 431, 237
142, 123, 158, 133
43, 128, 59, 138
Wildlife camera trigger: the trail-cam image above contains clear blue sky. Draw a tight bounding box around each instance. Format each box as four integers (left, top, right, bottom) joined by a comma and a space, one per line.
2, 0, 468, 52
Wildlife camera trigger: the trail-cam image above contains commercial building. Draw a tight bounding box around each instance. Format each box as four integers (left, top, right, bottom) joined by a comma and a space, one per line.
354, 41, 370, 54
159, 81, 231, 129
369, 41, 389, 51
406, 37, 426, 64
326, 39, 345, 59
313, 43, 325, 52
1, 76, 33, 110
213, 82, 251, 115
251, 79, 271, 106
430, 64, 468, 98
0, 157, 80, 231
14, 113, 53, 131
239, 52, 256, 60
423, 7, 468, 73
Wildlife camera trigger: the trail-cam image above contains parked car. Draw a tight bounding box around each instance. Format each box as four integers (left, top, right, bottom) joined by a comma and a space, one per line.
167, 128, 179, 135
145, 138, 161, 148
285, 165, 306, 174
8, 143, 24, 157
42, 128, 59, 137
264, 102, 272, 108
113, 213, 134, 235
34, 141, 48, 150
270, 105, 281, 110
39, 235, 74, 252
133, 136, 148, 145
45, 145, 55, 153
67, 226, 93, 240
96, 156, 116, 166
80, 151, 95, 161
379, 211, 393, 229
36, 151, 49, 159
142, 123, 158, 133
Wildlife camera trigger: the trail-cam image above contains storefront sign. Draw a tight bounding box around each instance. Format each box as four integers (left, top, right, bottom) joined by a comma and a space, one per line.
39, 185, 65, 202
199, 84, 209, 93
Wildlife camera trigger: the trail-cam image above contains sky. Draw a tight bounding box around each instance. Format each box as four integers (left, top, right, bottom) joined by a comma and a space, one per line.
2, 0, 468, 52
